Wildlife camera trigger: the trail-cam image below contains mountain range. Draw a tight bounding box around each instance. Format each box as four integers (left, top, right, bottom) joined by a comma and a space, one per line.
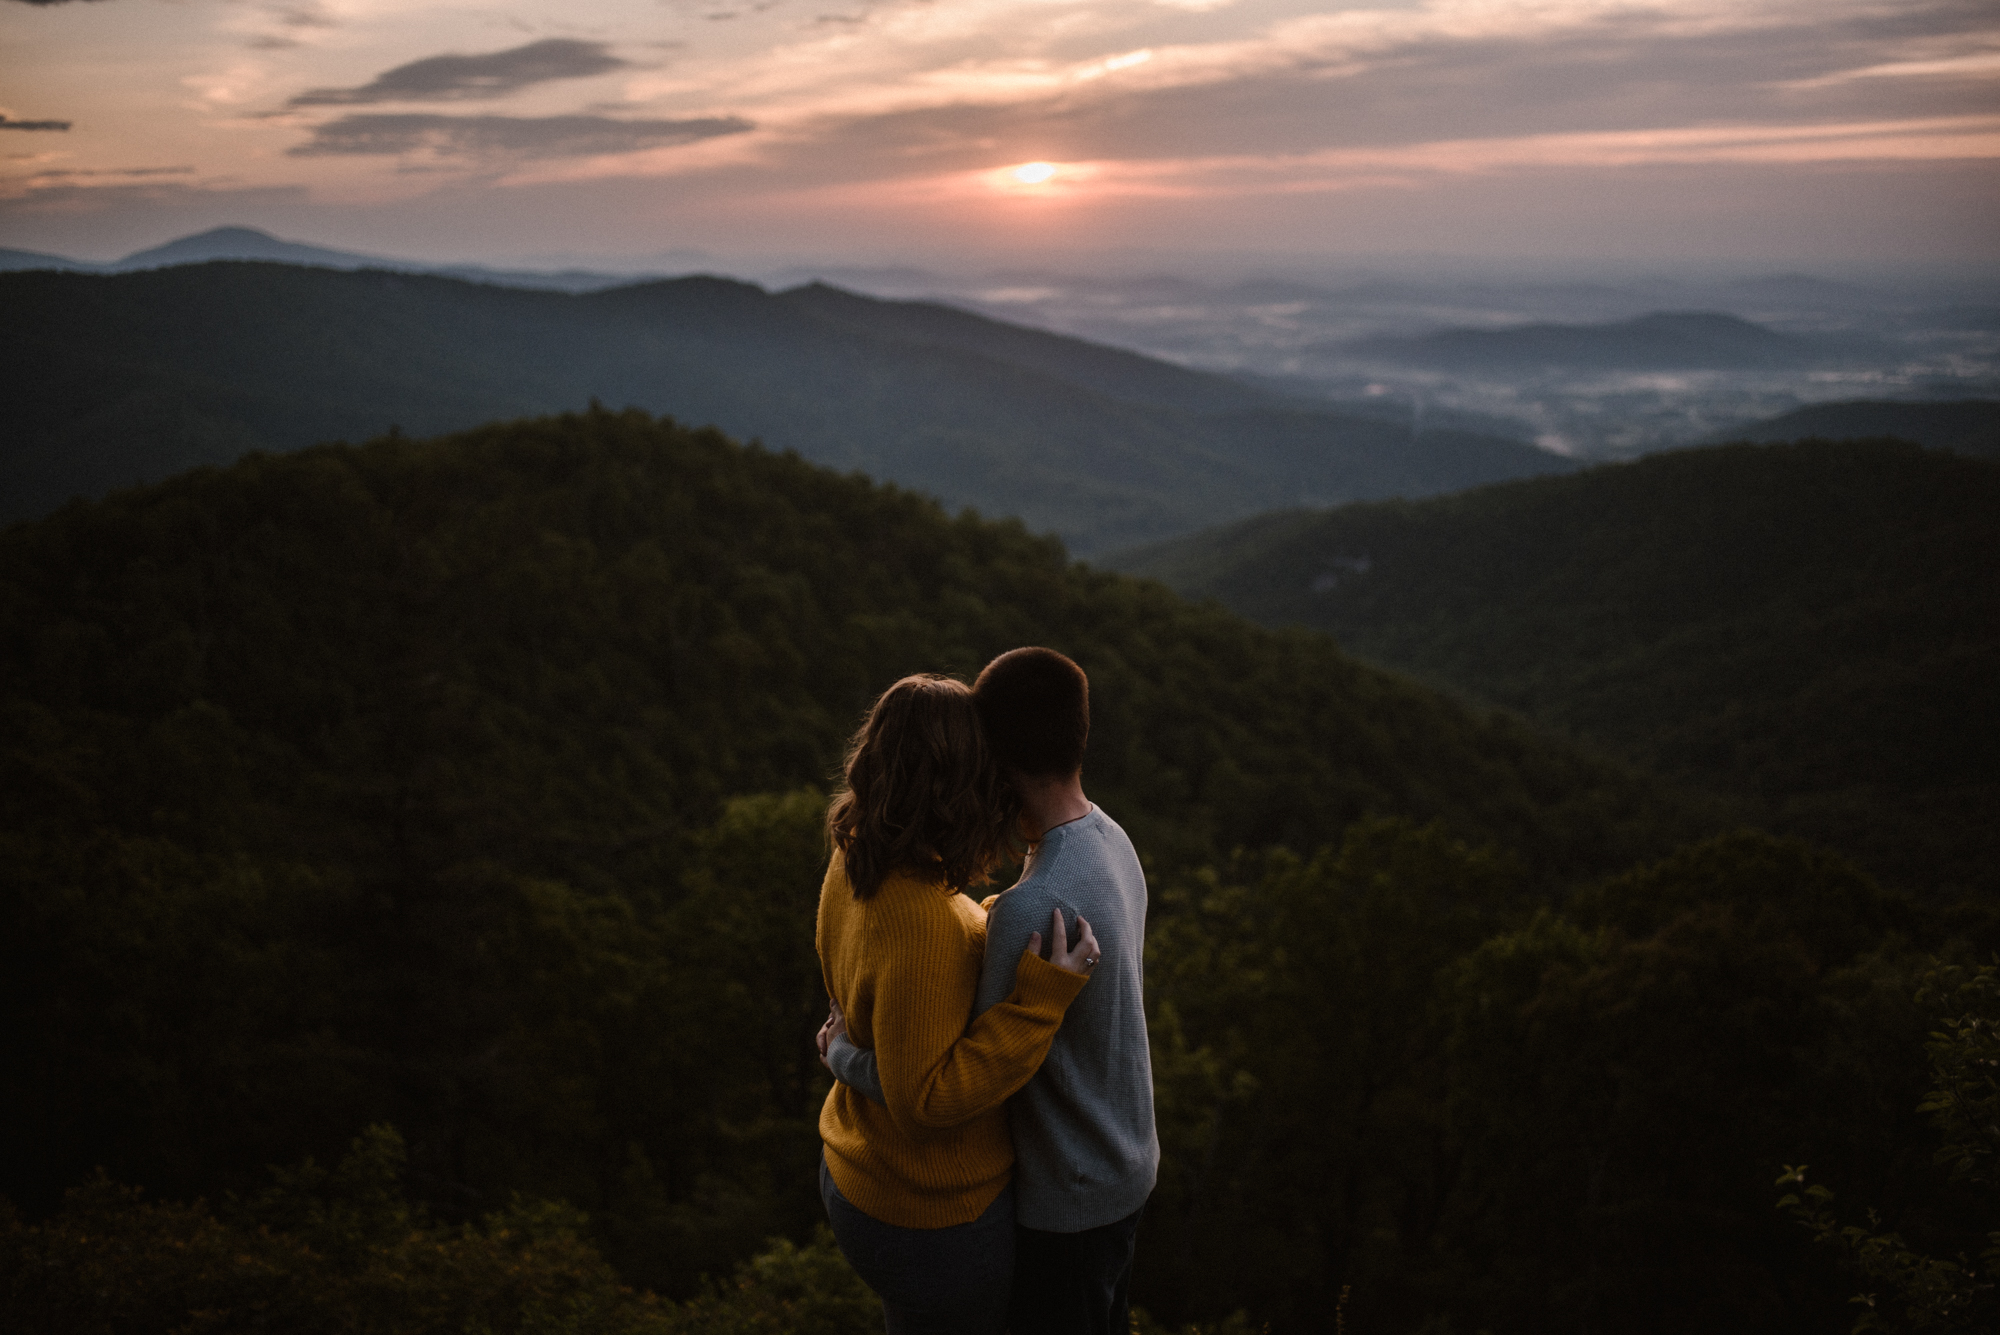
1106, 438, 2000, 896
1337, 310, 1842, 372
0, 260, 1573, 550
1714, 397, 2000, 458
0, 225, 655, 294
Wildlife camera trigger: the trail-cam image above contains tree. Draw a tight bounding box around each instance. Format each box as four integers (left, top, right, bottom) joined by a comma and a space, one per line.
1778, 960, 2000, 1332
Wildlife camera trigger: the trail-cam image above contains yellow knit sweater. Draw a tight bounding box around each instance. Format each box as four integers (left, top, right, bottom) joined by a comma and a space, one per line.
816, 852, 1088, 1228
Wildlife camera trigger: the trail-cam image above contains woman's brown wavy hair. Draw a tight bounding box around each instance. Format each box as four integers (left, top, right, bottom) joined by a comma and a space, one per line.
826, 674, 1021, 900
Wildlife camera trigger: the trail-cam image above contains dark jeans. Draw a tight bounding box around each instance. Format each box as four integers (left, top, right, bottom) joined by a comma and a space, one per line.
1008, 1205, 1144, 1335
820, 1154, 1014, 1335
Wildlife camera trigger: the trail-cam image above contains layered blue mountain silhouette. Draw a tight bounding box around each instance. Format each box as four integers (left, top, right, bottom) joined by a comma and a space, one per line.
0, 225, 654, 292
1, 225, 384, 274
1716, 398, 2000, 458
1342, 311, 1831, 371
114, 225, 388, 271
1, 258, 1574, 549
0, 245, 96, 273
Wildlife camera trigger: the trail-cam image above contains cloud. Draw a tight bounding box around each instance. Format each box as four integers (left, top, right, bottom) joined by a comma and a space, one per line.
0, 115, 72, 131
713, 0, 2000, 190
24, 166, 195, 178
289, 39, 631, 107
1014, 116, 2000, 199
0, 179, 309, 223
249, 5, 335, 47
275, 4, 335, 27
8, 0, 1995, 265
287, 112, 754, 159
742, 112, 2000, 226
1785, 50, 2000, 88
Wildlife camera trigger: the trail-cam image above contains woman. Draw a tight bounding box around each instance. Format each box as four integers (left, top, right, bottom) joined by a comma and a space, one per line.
815, 674, 1099, 1335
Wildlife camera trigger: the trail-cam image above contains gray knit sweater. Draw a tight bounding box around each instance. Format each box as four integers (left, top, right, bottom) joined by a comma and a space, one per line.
829, 805, 1158, 1231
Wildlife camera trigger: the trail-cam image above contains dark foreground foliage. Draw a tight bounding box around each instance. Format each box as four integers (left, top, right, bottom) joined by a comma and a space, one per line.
1, 411, 1990, 1331
0, 1124, 1251, 1335
0, 1123, 884, 1335
1140, 821, 1995, 1332
1778, 959, 2000, 1332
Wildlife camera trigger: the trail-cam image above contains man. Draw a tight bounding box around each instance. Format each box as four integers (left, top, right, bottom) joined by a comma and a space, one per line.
828, 646, 1159, 1334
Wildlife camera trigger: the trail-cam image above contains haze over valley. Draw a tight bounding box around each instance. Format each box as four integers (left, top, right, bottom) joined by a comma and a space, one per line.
828, 260, 2000, 459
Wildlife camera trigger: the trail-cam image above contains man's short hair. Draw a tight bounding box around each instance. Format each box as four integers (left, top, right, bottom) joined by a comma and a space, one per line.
974, 647, 1089, 778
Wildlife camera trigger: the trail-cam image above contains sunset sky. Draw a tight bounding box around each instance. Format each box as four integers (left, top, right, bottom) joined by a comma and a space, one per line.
3, 0, 1996, 270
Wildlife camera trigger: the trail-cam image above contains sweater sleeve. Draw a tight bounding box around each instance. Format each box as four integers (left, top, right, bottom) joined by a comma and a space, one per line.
833, 950, 1082, 1114
871, 910, 1089, 1134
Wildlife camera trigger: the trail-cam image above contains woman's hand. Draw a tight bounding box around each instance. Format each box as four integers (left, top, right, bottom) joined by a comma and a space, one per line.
1026, 908, 1101, 977
815, 997, 847, 1069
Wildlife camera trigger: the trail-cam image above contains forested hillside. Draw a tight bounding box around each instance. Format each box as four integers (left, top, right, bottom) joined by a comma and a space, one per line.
0, 262, 1570, 549
1720, 398, 2000, 458
2, 413, 1989, 1333
1107, 439, 2000, 898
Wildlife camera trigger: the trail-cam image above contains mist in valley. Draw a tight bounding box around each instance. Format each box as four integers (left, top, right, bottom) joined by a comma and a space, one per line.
768, 259, 2000, 459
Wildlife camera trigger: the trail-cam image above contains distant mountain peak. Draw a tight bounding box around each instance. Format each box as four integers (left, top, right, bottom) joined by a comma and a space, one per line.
178, 225, 282, 245
0, 245, 94, 274
114, 226, 395, 272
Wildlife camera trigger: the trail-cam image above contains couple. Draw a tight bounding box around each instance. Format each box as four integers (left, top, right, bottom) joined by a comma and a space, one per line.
813, 647, 1158, 1335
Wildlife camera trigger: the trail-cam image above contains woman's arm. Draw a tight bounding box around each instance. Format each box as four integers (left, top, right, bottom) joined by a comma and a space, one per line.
869, 908, 1099, 1133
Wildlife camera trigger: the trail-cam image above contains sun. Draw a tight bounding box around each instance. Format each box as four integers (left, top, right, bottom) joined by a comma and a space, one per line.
1012, 161, 1057, 184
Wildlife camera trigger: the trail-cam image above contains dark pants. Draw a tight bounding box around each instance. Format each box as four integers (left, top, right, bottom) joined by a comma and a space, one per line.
820, 1155, 1014, 1335
1008, 1205, 1144, 1335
